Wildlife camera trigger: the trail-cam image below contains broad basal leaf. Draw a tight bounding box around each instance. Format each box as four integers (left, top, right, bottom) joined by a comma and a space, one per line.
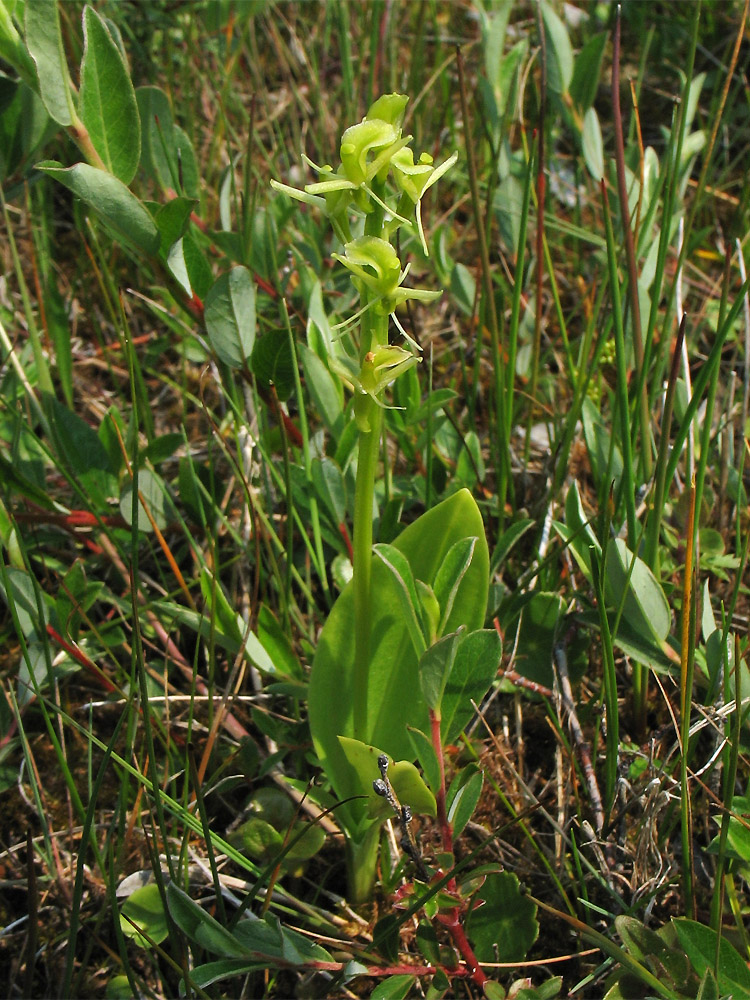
309, 489, 488, 816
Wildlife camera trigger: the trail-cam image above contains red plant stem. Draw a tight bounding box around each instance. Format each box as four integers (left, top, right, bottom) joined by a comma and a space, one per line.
438, 909, 489, 988
338, 521, 354, 563
257, 384, 304, 448
427, 708, 489, 986
46, 624, 117, 692
430, 708, 453, 853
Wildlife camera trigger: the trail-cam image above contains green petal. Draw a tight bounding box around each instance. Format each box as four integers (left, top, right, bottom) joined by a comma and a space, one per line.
270, 180, 326, 210
365, 93, 409, 129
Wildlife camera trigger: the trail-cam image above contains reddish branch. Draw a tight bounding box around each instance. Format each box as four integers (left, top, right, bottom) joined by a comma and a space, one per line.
426, 708, 489, 990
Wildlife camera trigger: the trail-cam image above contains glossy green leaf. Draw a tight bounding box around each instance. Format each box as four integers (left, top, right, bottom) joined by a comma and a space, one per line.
79, 6, 140, 183
36, 160, 160, 255
145, 433, 183, 467
570, 31, 607, 111
309, 489, 488, 812
615, 915, 690, 984
232, 912, 332, 964
251, 329, 295, 400
417, 581, 440, 642
433, 536, 477, 635
606, 537, 671, 650
55, 561, 101, 641
152, 596, 281, 674
466, 871, 538, 962
298, 342, 344, 436
136, 85, 176, 190
0, 2, 37, 87
371, 975, 416, 1000
446, 764, 483, 838
671, 918, 750, 996
231, 816, 282, 856
306, 280, 336, 355
173, 124, 200, 198
562, 479, 600, 579
231, 814, 324, 870
120, 468, 174, 532
164, 235, 191, 295
188, 960, 266, 992
256, 604, 302, 678
204, 266, 256, 369
541, 1, 573, 95
416, 918, 441, 965
373, 914, 401, 964
374, 543, 429, 657
483, 983, 507, 1000
406, 725, 440, 792
512, 978, 562, 1000
179, 233, 213, 298
312, 456, 346, 525
582, 107, 604, 182
420, 630, 462, 713
47, 397, 117, 508
120, 883, 169, 948
105, 974, 137, 999
494, 171, 524, 256
582, 396, 623, 491
450, 261, 476, 315
482, 2, 513, 89
166, 882, 247, 958
24, 0, 73, 125
0, 566, 49, 638
412, 387, 458, 424
16, 639, 58, 706
0, 80, 52, 181
45, 278, 73, 406
491, 517, 535, 574
0, 496, 23, 570
696, 968, 719, 1000
338, 736, 436, 820
509, 592, 564, 690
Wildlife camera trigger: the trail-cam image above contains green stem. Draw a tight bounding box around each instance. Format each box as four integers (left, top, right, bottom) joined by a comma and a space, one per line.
352, 187, 389, 741
352, 398, 382, 739
346, 821, 382, 906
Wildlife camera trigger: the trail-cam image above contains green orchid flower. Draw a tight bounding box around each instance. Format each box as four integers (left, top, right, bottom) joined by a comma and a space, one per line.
271, 94, 417, 241
332, 236, 441, 317
330, 343, 420, 432
391, 147, 459, 254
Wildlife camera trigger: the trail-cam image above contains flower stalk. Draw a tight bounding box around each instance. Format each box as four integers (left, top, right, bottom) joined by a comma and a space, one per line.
273, 93, 455, 899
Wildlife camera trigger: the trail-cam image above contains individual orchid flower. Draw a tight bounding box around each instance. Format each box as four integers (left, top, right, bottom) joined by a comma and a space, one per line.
390, 147, 459, 254
306, 120, 412, 223
271, 94, 414, 240
332, 236, 441, 318
311, 93, 410, 192
330, 344, 420, 432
